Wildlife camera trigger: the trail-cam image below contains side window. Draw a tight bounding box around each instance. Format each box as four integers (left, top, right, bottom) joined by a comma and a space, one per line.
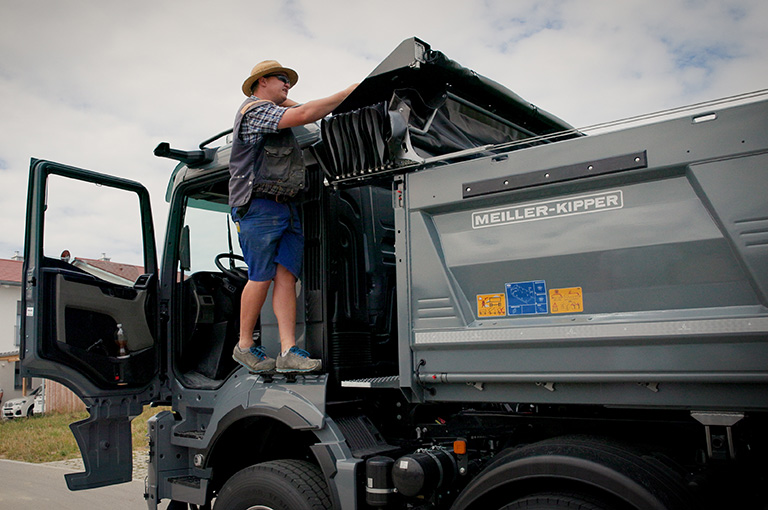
44, 174, 146, 281
182, 200, 242, 275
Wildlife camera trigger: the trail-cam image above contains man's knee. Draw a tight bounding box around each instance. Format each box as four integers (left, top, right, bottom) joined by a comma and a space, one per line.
274, 264, 296, 284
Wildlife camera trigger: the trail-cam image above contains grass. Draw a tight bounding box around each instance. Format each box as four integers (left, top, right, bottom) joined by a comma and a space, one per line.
0, 406, 171, 463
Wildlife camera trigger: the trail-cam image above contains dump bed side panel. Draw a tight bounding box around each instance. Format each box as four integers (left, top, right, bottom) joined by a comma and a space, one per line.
398, 100, 768, 410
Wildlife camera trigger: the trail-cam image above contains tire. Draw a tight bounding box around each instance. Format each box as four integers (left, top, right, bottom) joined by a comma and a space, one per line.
500, 492, 614, 510
213, 459, 331, 510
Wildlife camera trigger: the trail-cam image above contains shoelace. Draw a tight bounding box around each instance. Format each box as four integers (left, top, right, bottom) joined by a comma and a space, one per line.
250, 345, 269, 361
289, 346, 310, 358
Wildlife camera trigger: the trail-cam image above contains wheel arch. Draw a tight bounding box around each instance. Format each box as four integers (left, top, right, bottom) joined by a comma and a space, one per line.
451, 436, 695, 510
201, 400, 357, 509
203, 404, 319, 482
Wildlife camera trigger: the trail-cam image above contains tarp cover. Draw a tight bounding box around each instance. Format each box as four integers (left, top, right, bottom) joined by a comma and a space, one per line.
315, 37, 578, 182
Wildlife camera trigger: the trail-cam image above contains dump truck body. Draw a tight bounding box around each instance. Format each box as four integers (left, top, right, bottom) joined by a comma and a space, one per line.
395, 98, 768, 410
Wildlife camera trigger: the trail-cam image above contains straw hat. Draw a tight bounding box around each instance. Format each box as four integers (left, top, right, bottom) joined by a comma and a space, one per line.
241, 60, 299, 96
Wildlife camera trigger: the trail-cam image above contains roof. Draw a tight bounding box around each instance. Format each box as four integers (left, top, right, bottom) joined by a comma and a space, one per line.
74, 257, 145, 283
0, 256, 144, 287
0, 259, 23, 285
0, 350, 20, 361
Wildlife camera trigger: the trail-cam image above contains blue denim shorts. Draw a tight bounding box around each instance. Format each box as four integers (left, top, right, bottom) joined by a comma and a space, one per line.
232, 199, 303, 281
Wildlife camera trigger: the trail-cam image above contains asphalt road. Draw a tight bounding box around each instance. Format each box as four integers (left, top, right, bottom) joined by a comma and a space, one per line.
0, 459, 169, 509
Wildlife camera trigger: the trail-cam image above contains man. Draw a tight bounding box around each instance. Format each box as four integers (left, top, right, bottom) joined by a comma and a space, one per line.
229, 60, 357, 373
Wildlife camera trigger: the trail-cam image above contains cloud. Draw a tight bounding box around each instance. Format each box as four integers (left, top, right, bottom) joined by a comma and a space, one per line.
1, 0, 766, 261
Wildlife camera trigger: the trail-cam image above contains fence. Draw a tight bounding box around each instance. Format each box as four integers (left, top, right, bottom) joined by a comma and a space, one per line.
44, 379, 86, 413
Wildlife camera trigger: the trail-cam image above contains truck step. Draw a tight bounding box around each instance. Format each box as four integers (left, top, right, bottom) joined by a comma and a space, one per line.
258, 372, 324, 384
168, 476, 202, 488
335, 414, 398, 458
341, 375, 400, 388
166, 475, 209, 507
174, 430, 206, 440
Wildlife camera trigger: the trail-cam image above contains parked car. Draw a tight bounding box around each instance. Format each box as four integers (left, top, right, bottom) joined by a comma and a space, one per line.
2, 386, 41, 419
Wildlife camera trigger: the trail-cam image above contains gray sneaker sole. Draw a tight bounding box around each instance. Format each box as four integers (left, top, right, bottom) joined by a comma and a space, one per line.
275, 357, 322, 373
276, 367, 320, 373
232, 353, 276, 374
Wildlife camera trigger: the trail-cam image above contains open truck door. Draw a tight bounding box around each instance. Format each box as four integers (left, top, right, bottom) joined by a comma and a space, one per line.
20, 159, 162, 490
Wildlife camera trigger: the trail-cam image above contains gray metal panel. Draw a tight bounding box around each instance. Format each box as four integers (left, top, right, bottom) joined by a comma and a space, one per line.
405, 99, 768, 210
689, 153, 768, 302
412, 380, 768, 410
414, 315, 768, 345
400, 99, 768, 410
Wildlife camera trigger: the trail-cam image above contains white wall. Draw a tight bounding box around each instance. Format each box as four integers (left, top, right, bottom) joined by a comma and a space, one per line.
0, 283, 21, 353
0, 282, 40, 404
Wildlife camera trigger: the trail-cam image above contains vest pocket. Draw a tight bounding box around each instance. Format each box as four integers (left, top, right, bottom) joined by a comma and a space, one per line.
261, 145, 295, 182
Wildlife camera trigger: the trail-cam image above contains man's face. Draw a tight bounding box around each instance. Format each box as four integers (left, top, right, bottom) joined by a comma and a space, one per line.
258, 74, 291, 104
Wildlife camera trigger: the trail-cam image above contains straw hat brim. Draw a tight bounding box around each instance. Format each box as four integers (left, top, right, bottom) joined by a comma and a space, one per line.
242, 61, 299, 96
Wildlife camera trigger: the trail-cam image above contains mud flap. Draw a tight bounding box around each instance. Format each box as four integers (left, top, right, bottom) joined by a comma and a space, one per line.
65, 400, 141, 490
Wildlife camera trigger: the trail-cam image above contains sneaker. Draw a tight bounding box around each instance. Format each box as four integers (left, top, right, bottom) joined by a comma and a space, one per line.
232, 345, 276, 373
276, 346, 322, 373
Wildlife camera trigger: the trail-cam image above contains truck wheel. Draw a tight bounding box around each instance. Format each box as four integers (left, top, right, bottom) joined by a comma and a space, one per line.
501, 492, 612, 510
213, 459, 331, 510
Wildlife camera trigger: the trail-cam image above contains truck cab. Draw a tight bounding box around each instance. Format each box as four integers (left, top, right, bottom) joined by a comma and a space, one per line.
21, 38, 768, 509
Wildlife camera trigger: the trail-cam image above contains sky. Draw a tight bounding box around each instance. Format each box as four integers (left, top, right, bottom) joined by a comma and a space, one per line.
1, 0, 767, 263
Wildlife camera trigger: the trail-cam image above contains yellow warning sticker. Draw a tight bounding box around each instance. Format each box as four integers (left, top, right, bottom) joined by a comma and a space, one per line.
477, 293, 507, 317
549, 287, 584, 314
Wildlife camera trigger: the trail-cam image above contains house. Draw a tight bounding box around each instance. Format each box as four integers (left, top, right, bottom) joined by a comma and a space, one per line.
0, 254, 42, 408
0, 252, 144, 413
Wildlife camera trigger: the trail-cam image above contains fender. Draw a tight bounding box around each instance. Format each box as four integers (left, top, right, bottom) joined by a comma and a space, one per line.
192, 374, 360, 510
451, 436, 694, 510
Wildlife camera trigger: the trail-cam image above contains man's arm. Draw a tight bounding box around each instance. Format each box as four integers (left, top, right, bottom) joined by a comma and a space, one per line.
278, 83, 358, 129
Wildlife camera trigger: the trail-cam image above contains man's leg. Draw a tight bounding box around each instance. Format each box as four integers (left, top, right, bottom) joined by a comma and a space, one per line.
238, 279, 271, 349
273, 264, 321, 373
272, 264, 297, 353
233, 278, 277, 373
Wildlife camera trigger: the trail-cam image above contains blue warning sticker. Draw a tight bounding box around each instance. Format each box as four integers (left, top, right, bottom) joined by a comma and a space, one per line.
505, 280, 549, 315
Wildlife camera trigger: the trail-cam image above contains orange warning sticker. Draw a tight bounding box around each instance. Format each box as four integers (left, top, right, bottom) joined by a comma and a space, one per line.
477, 293, 507, 317
549, 287, 584, 314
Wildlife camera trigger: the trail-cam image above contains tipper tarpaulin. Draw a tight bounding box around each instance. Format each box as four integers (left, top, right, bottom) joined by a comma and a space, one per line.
313, 37, 579, 183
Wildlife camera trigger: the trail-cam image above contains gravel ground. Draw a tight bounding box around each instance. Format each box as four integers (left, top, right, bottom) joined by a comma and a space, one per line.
45, 449, 150, 481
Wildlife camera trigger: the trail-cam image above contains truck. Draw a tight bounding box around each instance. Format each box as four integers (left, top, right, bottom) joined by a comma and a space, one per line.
20, 37, 768, 509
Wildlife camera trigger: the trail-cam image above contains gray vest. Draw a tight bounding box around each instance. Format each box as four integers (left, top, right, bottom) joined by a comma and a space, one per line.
228, 98, 306, 207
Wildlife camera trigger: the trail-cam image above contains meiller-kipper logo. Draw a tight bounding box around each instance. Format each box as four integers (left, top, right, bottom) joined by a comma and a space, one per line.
472, 190, 623, 229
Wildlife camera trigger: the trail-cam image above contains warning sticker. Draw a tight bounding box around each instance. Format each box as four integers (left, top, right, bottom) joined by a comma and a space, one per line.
477, 293, 507, 317
505, 280, 548, 316
549, 287, 584, 314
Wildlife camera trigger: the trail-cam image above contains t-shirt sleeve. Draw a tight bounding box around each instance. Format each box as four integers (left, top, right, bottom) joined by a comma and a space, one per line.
240, 102, 289, 143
